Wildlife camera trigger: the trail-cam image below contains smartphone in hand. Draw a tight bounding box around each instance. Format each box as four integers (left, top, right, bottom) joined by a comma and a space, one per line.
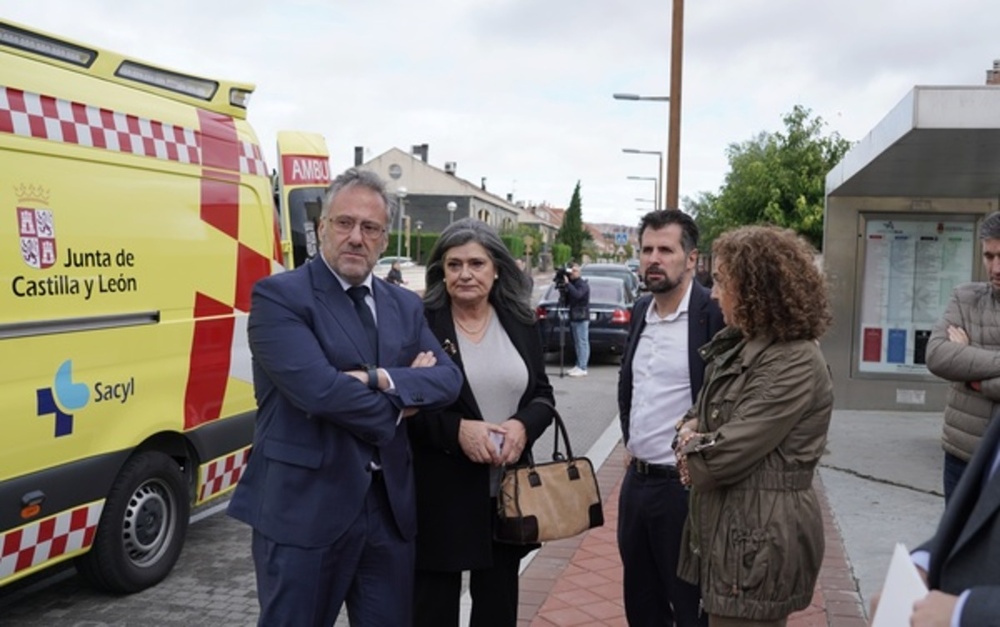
489, 432, 505, 455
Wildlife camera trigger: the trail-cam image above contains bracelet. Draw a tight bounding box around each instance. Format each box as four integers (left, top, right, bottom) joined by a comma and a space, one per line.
366, 366, 379, 389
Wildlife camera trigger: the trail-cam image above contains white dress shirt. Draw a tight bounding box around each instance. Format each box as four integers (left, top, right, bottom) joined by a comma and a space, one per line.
626, 281, 694, 466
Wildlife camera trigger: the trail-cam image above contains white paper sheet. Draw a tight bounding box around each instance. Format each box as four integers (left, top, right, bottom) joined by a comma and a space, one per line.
870, 543, 930, 627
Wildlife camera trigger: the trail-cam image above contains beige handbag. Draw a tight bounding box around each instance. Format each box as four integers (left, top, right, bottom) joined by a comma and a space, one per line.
495, 408, 604, 544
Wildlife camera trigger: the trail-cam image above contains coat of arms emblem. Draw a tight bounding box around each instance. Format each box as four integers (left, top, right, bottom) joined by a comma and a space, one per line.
18, 207, 56, 269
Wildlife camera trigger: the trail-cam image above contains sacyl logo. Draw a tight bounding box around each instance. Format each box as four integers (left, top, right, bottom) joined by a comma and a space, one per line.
37, 359, 90, 437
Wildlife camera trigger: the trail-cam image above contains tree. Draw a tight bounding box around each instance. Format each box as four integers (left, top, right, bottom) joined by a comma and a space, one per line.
557, 181, 588, 261
688, 105, 852, 251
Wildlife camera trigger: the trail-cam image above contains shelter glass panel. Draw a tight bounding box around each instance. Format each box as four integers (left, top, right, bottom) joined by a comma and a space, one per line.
856, 214, 976, 375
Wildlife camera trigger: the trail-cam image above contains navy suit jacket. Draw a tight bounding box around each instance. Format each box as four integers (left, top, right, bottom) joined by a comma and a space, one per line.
618, 280, 724, 445
920, 405, 1000, 624
227, 259, 463, 547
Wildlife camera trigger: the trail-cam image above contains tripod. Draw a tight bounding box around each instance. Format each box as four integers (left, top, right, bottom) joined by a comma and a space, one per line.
556, 283, 569, 378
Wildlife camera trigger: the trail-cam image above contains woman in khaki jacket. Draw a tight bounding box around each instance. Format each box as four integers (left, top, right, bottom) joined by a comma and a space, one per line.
676, 226, 833, 627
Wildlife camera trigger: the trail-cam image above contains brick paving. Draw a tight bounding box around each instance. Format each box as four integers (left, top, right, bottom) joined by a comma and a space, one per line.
517, 443, 868, 627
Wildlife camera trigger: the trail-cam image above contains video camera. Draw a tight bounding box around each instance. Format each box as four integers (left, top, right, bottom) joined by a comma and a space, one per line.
553, 265, 571, 289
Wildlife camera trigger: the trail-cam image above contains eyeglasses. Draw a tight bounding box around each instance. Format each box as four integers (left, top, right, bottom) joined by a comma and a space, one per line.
327, 216, 386, 239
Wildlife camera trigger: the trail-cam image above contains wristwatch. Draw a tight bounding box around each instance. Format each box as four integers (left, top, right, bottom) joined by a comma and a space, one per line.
366, 366, 379, 390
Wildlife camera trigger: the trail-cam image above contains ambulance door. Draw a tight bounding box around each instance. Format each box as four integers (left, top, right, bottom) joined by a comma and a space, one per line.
275, 131, 330, 268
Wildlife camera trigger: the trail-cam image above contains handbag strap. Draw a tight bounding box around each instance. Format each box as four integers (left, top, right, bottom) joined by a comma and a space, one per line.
526, 398, 574, 464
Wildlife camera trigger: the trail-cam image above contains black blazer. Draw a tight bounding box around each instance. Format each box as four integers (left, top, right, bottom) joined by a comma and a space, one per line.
617, 280, 724, 445
408, 305, 555, 572
920, 406, 1000, 624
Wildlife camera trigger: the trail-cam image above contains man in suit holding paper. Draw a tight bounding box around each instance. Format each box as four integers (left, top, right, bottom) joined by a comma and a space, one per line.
874, 404, 1000, 625
228, 168, 463, 626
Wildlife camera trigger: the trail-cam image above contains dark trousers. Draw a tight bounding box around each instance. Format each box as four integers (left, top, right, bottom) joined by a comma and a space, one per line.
413, 540, 524, 627
251, 474, 414, 627
618, 464, 706, 627
944, 451, 968, 504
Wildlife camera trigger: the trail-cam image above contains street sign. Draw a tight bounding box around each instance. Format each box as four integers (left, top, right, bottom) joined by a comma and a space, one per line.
615, 232, 628, 245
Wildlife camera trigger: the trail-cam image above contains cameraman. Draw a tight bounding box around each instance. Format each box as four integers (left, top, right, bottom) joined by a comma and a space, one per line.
561, 263, 590, 377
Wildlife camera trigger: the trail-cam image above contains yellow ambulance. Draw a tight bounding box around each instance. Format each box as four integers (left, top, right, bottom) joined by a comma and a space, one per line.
0, 21, 329, 592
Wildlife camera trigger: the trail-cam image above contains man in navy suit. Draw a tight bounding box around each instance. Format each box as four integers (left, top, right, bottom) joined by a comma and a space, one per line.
872, 405, 1000, 625
228, 168, 463, 626
617, 209, 724, 627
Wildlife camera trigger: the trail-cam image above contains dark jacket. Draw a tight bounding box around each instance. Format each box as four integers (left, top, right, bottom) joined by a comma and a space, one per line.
563, 276, 590, 321
677, 328, 833, 621
408, 305, 555, 571
618, 280, 724, 444
919, 404, 1000, 625
385, 267, 404, 286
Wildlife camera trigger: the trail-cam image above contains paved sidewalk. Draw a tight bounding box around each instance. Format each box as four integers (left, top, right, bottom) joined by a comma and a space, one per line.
516, 442, 868, 626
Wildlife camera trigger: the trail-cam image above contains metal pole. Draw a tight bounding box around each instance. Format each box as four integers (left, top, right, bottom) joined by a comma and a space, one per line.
657, 152, 664, 210
667, 0, 684, 209
396, 197, 404, 259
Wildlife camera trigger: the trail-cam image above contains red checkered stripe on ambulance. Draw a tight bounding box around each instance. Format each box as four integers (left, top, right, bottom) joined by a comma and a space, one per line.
198, 446, 252, 503
0, 87, 268, 175
0, 503, 102, 580
0, 86, 200, 163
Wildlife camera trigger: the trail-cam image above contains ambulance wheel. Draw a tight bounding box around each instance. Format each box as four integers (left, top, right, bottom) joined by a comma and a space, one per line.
76, 451, 190, 593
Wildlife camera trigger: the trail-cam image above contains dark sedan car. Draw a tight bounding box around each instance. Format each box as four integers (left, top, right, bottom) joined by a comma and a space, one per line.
535, 276, 636, 362
581, 262, 641, 298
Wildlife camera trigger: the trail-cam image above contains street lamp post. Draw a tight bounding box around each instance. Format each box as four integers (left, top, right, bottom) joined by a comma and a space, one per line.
613, 93, 670, 102
627, 176, 658, 211
446, 200, 457, 224
396, 187, 407, 260
622, 148, 663, 209
613, 0, 685, 209
668, 0, 686, 211
612, 0, 684, 209
415, 220, 423, 264
612, 94, 680, 209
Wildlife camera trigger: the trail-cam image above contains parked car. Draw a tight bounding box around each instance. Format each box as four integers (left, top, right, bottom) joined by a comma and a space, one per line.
376, 255, 415, 268
580, 262, 640, 298
535, 276, 636, 361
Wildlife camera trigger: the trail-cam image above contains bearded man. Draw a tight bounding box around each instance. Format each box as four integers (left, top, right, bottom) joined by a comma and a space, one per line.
616, 209, 725, 627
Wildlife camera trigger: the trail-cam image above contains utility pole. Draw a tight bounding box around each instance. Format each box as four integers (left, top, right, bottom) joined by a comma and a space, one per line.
666, 0, 684, 210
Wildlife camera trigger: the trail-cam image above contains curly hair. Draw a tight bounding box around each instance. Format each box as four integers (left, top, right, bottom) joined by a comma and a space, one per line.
423, 218, 535, 324
712, 225, 831, 341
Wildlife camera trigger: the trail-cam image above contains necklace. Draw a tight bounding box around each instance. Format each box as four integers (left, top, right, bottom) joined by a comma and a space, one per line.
454, 308, 491, 336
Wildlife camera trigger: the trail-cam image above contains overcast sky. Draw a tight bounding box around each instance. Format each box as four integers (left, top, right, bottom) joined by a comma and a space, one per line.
5, 1, 999, 225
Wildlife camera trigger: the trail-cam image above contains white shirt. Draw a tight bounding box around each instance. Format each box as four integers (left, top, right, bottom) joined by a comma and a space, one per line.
626, 281, 694, 465
322, 260, 377, 323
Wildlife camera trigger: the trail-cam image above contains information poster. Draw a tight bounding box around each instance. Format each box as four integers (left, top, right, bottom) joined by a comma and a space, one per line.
857, 217, 975, 375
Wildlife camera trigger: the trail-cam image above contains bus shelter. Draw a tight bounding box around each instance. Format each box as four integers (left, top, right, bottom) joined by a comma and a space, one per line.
824, 86, 1000, 410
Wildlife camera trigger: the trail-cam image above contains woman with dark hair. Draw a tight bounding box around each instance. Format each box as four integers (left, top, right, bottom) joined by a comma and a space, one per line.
409, 218, 555, 627
675, 225, 834, 627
